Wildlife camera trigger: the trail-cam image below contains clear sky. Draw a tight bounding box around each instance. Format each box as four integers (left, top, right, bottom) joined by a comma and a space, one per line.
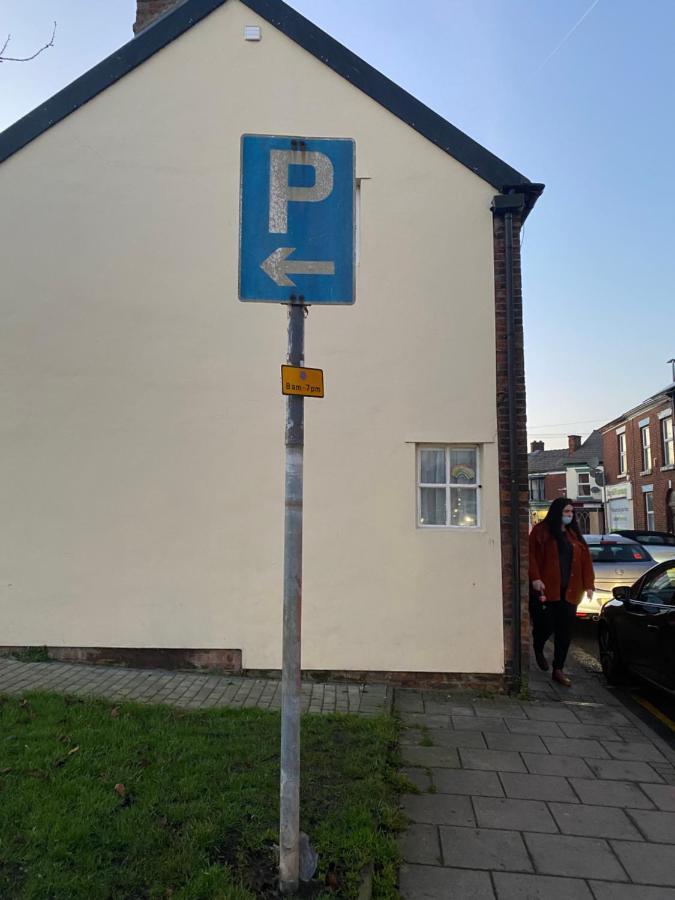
3, 0, 674, 450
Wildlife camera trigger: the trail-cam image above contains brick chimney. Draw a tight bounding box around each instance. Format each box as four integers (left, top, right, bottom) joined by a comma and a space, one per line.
568, 434, 582, 455
530, 440, 544, 453
134, 0, 185, 34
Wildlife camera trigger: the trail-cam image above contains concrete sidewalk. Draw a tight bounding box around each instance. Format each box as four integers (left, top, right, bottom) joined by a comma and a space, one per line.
0, 656, 390, 716
397, 650, 675, 899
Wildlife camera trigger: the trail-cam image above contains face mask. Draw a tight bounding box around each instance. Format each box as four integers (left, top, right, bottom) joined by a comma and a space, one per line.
562, 515, 573, 526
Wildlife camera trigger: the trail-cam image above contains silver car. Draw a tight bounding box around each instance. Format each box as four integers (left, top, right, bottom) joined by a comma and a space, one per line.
609, 530, 675, 565
577, 534, 656, 619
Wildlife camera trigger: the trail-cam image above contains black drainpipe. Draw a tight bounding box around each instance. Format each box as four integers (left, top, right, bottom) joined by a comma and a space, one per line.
493, 192, 526, 689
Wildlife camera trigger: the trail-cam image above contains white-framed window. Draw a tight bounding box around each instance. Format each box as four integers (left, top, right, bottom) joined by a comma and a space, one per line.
641, 425, 652, 471
417, 445, 480, 528
529, 476, 545, 502
662, 416, 674, 467
618, 431, 627, 474
645, 490, 655, 530
577, 472, 591, 498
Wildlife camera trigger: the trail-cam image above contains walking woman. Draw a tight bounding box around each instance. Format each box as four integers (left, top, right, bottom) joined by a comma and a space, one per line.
529, 498, 595, 687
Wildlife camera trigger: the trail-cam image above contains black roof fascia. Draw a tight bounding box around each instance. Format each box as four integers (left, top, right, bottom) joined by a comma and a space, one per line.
0, 0, 536, 193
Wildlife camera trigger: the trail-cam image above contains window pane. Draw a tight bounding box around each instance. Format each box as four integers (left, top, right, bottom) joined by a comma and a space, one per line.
420, 449, 446, 484
449, 449, 477, 484
450, 487, 478, 527
420, 488, 446, 525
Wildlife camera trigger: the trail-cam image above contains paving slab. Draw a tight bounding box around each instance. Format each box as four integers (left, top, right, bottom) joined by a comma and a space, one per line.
401, 745, 460, 769
628, 809, 675, 843
603, 741, 668, 764
485, 732, 547, 753
542, 736, 610, 758
504, 718, 565, 737
525, 704, 581, 723
439, 825, 532, 872
458, 748, 527, 773
452, 715, 509, 733
425, 700, 473, 716
472, 797, 557, 833
431, 769, 504, 797
610, 839, 675, 885
399, 824, 442, 866
640, 783, 675, 811
402, 794, 475, 827
589, 882, 675, 899
575, 707, 631, 726
471, 702, 527, 719
493, 871, 593, 899
401, 767, 431, 792
570, 778, 654, 808
401, 713, 452, 729
395, 692, 425, 714
586, 759, 664, 783
522, 752, 595, 779
548, 801, 642, 840
399, 864, 495, 899
500, 772, 579, 803
524, 832, 627, 881
426, 728, 487, 750
559, 722, 622, 741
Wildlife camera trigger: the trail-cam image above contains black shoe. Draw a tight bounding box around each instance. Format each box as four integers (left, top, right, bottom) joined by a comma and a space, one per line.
534, 650, 549, 671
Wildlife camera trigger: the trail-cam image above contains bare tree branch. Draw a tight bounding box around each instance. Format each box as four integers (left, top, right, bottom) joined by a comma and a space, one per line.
0, 21, 56, 63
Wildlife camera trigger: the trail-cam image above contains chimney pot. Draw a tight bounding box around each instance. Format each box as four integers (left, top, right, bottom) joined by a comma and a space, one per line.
530, 440, 545, 453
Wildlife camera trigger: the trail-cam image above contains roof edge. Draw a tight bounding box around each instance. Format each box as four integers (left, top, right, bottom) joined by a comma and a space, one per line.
0, 0, 227, 166
242, 0, 534, 191
0, 0, 538, 193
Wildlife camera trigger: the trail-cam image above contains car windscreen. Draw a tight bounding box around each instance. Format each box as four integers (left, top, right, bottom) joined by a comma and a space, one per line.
634, 533, 675, 546
587, 543, 650, 562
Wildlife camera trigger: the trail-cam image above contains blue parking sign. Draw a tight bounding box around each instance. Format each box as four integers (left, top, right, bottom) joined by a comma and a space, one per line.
239, 135, 355, 304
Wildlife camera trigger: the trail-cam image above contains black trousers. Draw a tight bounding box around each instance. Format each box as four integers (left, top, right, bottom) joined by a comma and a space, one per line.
529, 597, 577, 670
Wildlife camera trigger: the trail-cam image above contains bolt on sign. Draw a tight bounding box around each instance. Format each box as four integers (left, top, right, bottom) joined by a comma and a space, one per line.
281, 365, 324, 397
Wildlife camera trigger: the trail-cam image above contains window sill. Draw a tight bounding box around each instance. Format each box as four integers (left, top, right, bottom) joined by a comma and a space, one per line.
660, 464, 675, 471
639, 470, 652, 476
417, 525, 484, 533
617, 473, 628, 479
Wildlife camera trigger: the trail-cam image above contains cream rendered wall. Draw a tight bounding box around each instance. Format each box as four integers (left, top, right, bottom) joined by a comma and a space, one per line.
0, 0, 503, 672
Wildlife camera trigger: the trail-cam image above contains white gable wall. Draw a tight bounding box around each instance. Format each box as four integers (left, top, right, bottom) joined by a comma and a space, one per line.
0, 0, 503, 672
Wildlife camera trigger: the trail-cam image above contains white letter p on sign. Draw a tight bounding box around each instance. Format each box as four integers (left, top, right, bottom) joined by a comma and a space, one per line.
269, 150, 334, 234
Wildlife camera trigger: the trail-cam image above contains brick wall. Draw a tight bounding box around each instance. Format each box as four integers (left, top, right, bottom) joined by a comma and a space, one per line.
134, 0, 185, 34
544, 472, 566, 502
602, 397, 675, 531
493, 211, 530, 690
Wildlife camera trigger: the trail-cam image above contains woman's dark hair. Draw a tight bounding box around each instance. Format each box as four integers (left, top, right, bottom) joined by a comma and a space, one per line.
542, 497, 583, 539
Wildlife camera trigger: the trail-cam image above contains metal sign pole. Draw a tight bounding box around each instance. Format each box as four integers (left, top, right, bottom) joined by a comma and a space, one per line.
279, 301, 305, 894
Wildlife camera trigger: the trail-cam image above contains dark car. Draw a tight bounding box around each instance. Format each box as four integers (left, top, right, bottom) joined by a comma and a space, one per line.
577, 535, 655, 619
610, 530, 675, 565
598, 559, 675, 690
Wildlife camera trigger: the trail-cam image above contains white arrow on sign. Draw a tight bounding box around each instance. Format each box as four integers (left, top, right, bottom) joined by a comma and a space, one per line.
261, 247, 335, 287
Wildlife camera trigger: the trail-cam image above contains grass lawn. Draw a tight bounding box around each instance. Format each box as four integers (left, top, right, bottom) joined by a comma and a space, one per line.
0, 692, 404, 899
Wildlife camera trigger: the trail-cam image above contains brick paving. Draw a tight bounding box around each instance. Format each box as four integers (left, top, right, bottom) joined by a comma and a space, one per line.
397, 651, 675, 898
0, 656, 390, 716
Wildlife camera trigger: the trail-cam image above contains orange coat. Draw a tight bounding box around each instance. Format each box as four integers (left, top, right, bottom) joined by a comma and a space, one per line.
529, 523, 595, 605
